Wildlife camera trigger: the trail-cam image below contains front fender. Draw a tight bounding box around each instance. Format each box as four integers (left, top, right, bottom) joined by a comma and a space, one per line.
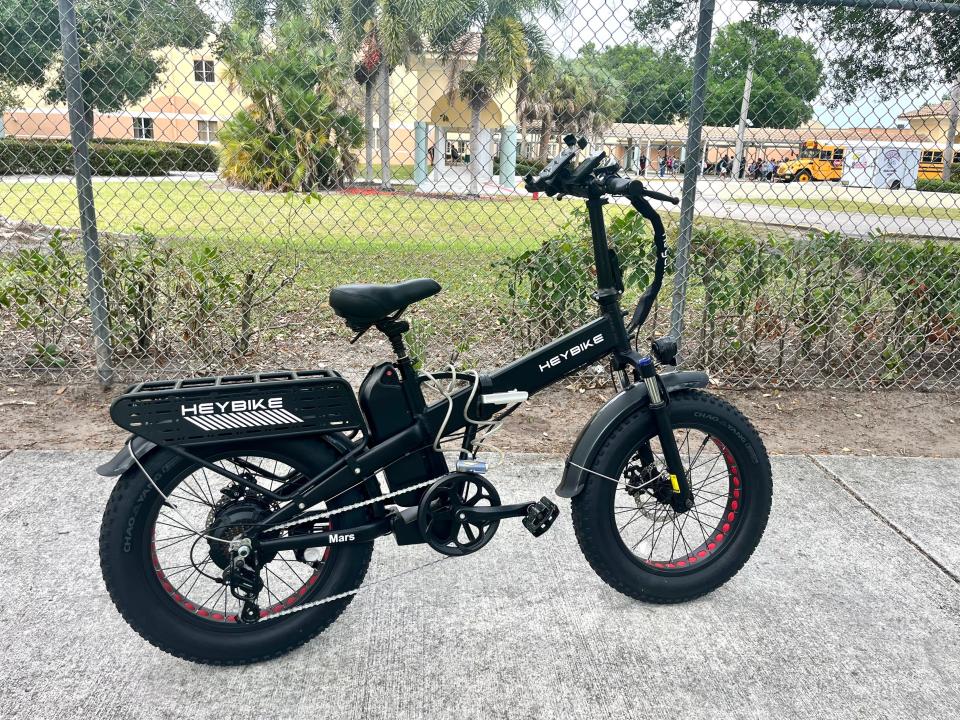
555, 370, 709, 498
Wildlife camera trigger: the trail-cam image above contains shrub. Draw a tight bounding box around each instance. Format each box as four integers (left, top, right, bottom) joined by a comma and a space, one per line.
101, 230, 302, 363
0, 138, 217, 176
0, 231, 86, 367
493, 157, 547, 178
497, 208, 656, 347
916, 178, 960, 194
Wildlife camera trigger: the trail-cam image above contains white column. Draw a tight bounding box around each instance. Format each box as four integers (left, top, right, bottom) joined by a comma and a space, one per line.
477, 128, 493, 184
433, 125, 446, 180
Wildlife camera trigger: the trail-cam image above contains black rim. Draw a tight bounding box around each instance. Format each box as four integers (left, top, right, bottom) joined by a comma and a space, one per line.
146, 452, 338, 624
610, 426, 744, 574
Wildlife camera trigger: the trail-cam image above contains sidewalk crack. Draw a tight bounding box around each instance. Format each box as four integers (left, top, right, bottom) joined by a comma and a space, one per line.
808, 455, 958, 585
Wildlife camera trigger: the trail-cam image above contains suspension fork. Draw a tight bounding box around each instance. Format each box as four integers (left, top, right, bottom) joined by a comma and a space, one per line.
637, 357, 694, 513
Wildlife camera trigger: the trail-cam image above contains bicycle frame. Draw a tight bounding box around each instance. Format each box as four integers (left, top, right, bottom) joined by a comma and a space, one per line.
248, 188, 685, 550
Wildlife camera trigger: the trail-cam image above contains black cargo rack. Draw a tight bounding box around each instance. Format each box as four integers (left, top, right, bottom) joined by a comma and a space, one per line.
112, 369, 367, 447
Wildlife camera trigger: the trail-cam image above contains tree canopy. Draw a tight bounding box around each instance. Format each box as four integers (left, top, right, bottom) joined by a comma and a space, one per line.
630, 0, 960, 103
0, 0, 210, 116
706, 22, 822, 128
581, 43, 691, 125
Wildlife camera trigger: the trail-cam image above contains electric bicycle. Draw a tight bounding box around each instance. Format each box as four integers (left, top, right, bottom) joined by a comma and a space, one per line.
97, 135, 772, 664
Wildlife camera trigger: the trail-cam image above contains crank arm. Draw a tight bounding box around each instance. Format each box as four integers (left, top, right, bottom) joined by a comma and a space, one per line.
257, 516, 394, 552
458, 502, 532, 523
638, 358, 693, 513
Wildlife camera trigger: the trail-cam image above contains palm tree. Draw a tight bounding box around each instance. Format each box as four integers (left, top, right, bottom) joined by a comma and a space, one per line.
428, 0, 560, 194
516, 57, 553, 161
537, 58, 623, 160
320, 0, 423, 188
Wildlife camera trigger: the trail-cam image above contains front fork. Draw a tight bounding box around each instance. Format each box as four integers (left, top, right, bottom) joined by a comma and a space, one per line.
637, 357, 694, 513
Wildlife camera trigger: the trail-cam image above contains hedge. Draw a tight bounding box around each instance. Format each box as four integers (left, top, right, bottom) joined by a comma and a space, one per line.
916, 177, 960, 194
0, 138, 218, 176
492, 157, 547, 177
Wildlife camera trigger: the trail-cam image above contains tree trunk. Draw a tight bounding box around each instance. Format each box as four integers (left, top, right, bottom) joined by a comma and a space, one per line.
943, 81, 959, 183
377, 62, 392, 189
538, 116, 552, 163
364, 78, 375, 184
468, 99, 482, 195
83, 105, 95, 144
518, 115, 528, 160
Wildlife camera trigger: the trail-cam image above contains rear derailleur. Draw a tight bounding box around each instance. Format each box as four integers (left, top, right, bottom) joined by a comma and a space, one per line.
223, 539, 263, 623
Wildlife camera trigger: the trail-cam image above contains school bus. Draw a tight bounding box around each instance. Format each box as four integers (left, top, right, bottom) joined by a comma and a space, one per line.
777, 140, 845, 182
919, 149, 960, 180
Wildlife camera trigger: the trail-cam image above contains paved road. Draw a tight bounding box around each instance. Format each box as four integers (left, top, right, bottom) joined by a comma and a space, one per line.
1, 450, 958, 719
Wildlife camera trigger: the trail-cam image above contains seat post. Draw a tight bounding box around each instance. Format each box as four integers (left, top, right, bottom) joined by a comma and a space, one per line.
376, 317, 426, 413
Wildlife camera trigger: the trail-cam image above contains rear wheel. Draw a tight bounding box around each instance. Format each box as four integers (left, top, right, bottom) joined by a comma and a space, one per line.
571, 390, 771, 603
99, 438, 374, 664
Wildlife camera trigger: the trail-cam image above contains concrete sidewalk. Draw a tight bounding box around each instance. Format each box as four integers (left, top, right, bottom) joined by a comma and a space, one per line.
1, 450, 958, 719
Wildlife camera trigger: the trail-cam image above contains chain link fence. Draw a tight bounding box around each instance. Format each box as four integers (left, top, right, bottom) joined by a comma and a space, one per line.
1, 0, 958, 389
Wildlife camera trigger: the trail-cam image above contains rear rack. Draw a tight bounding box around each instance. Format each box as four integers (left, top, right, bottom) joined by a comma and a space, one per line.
112, 369, 367, 447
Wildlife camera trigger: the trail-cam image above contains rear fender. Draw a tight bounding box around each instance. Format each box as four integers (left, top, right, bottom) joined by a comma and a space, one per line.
96, 432, 358, 478
555, 371, 709, 498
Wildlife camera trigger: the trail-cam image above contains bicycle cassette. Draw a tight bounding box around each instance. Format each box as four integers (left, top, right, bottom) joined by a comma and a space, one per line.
417, 472, 501, 556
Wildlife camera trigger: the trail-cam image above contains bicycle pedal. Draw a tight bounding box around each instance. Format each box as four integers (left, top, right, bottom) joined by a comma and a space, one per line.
522, 497, 560, 537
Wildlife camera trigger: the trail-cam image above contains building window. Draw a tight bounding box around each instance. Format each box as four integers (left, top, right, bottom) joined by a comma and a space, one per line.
197, 120, 218, 143
193, 59, 215, 83
133, 116, 154, 140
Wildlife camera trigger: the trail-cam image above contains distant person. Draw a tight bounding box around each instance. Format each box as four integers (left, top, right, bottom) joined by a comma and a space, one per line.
639, 155, 647, 174
659, 155, 667, 178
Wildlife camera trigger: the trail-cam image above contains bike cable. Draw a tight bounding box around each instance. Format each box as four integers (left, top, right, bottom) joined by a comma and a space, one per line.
127, 442, 233, 545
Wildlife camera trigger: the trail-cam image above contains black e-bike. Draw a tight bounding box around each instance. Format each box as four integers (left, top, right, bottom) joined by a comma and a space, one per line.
98, 136, 771, 664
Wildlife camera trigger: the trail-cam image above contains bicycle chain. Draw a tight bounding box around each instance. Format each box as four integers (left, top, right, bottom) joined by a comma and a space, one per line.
255, 466, 654, 621
262, 475, 440, 533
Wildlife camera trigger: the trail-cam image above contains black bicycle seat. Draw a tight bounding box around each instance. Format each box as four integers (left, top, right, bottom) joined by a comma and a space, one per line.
329, 278, 441, 328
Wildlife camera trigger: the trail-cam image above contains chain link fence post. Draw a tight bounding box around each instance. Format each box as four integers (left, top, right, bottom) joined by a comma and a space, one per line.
669, 0, 716, 363
56, 0, 113, 386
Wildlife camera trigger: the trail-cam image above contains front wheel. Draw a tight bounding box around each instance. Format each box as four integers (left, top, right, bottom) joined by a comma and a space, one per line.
571, 390, 771, 603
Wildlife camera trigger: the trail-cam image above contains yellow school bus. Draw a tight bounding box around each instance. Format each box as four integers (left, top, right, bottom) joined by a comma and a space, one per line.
777, 140, 845, 182
919, 149, 960, 180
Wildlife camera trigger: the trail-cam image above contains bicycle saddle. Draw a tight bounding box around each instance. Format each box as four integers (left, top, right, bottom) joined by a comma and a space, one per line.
329, 278, 441, 329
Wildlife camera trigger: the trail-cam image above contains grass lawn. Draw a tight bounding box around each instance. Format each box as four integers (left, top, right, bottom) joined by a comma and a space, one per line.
733, 195, 960, 222
0, 178, 610, 326
0, 178, 578, 252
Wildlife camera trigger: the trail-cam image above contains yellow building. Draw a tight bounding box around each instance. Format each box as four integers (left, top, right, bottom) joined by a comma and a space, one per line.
897, 101, 958, 145
1, 34, 521, 188
2, 45, 244, 145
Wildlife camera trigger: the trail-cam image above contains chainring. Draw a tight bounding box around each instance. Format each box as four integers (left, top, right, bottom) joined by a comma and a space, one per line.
417, 472, 501, 557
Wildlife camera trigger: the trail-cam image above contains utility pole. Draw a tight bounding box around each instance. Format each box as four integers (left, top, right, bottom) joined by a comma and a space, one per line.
943, 81, 959, 182
731, 56, 754, 181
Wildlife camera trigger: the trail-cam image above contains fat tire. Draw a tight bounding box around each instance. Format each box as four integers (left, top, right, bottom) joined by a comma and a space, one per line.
571, 390, 772, 603
99, 438, 375, 665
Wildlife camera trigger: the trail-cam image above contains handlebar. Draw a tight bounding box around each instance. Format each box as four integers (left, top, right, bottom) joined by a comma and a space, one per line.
524, 137, 682, 337
601, 176, 680, 206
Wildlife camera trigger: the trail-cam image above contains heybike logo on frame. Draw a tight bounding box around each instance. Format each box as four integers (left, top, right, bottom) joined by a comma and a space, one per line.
179, 396, 305, 431
181, 397, 285, 416
538, 333, 605, 373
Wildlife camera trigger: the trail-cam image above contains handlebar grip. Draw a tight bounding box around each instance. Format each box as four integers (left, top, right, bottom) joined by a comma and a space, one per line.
644, 189, 680, 205
603, 176, 635, 196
